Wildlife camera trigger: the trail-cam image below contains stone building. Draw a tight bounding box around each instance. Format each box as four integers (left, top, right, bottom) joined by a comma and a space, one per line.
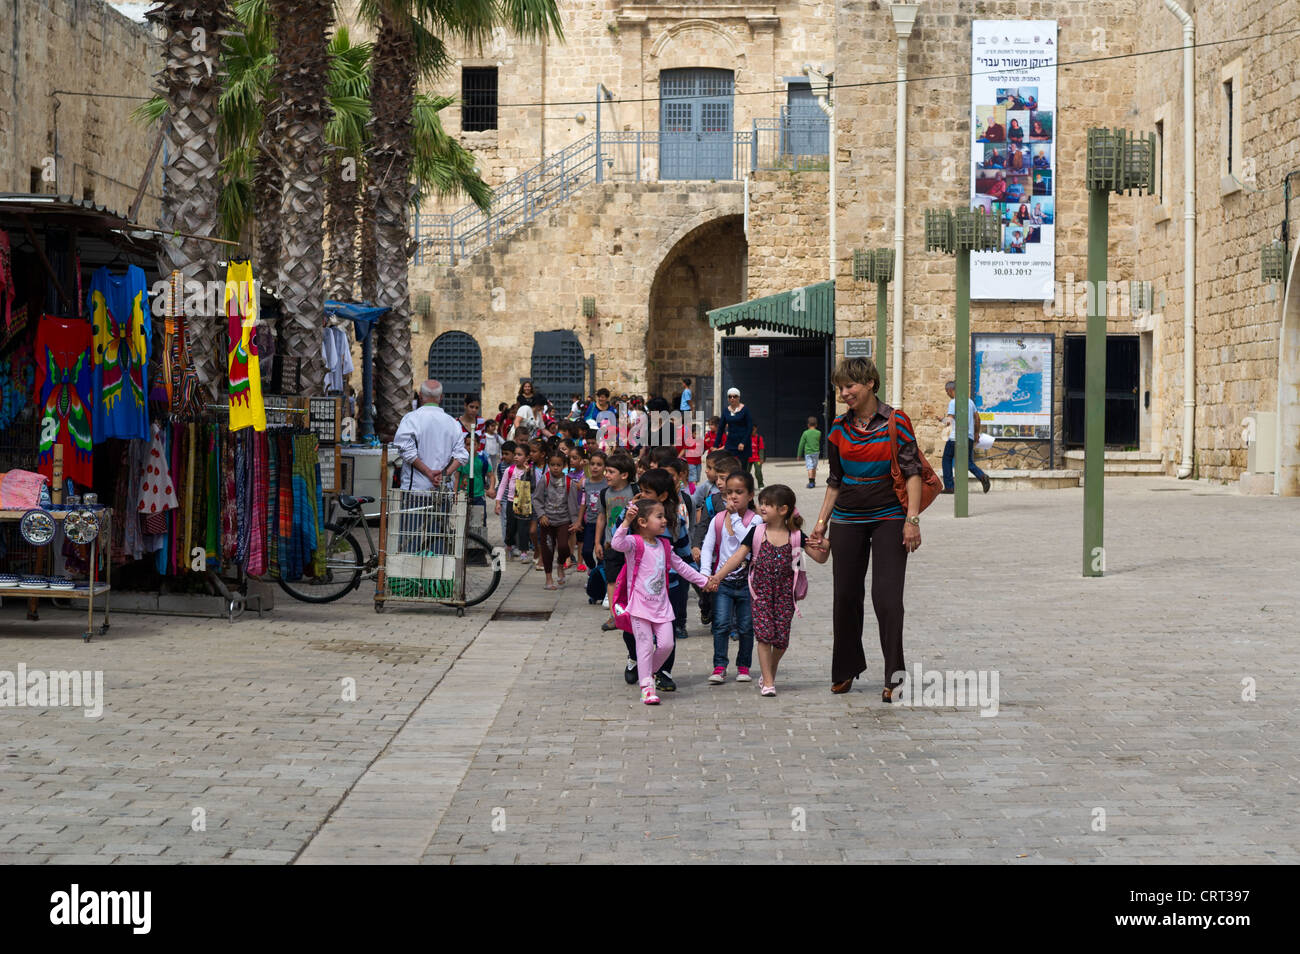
407, 0, 837, 445
408, 0, 1297, 489
1, 0, 162, 222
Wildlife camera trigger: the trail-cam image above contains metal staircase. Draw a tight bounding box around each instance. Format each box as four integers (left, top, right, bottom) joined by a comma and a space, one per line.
411, 117, 829, 267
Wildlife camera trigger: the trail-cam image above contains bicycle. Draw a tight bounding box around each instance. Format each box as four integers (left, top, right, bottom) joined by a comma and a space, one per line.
278, 493, 501, 607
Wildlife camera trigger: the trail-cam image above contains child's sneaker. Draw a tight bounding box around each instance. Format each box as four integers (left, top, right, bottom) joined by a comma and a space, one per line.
708, 667, 726, 684
623, 659, 639, 684
576, 563, 588, 572
641, 683, 660, 705
518, 551, 532, 564
735, 667, 752, 682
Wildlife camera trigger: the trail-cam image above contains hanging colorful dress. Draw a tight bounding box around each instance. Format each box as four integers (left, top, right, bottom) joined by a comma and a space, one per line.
34, 315, 93, 490
88, 265, 151, 442
224, 259, 266, 432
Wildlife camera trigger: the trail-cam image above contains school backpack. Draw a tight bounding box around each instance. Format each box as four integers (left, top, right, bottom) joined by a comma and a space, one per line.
512, 471, 533, 517
711, 509, 758, 568
612, 535, 673, 634
747, 523, 809, 616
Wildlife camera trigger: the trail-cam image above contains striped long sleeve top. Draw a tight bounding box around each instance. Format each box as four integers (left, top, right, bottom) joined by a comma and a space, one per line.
826, 402, 922, 523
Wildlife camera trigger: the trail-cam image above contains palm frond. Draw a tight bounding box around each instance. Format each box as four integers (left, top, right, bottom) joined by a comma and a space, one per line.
411, 93, 492, 210
132, 95, 168, 126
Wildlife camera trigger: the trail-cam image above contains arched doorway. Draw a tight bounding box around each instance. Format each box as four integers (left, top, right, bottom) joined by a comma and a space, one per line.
426, 330, 482, 418
647, 213, 746, 421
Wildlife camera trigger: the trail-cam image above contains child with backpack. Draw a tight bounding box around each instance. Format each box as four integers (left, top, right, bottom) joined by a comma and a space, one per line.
536, 450, 583, 589
494, 443, 533, 560
707, 484, 827, 695
699, 469, 758, 685
594, 452, 638, 638
611, 498, 710, 705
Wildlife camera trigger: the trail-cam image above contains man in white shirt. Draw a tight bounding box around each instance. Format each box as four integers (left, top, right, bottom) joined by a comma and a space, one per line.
942, 380, 990, 494
394, 379, 469, 491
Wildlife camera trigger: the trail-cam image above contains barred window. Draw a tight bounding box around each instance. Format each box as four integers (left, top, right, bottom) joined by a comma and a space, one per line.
462, 67, 498, 132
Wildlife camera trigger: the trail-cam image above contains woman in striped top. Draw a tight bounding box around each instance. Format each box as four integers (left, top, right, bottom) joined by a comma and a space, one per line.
808, 357, 924, 701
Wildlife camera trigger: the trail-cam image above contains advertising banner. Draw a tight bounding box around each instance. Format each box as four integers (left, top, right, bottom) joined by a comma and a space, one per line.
970, 20, 1058, 300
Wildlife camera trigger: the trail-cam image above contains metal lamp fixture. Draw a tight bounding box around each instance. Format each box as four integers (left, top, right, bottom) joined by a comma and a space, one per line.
853, 248, 873, 281
1086, 128, 1156, 195
1262, 241, 1286, 282
1081, 126, 1157, 577
925, 208, 954, 253
871, 247, 895, 284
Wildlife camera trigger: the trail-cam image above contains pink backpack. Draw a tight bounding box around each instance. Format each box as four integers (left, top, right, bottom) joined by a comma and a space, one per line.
612, 535, 673, 633
711, 509, 758, 567
747, 523, 809, 616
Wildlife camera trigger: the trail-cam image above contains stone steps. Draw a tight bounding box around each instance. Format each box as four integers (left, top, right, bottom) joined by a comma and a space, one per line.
1064, 450, 1167, 475
986, 469, 1082, 489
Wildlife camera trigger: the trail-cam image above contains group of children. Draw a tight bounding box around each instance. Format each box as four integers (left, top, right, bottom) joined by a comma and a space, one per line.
480, 407, 832, 706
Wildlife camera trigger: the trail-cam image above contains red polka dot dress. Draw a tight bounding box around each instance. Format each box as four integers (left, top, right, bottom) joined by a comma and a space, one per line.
138, 422, 178, 515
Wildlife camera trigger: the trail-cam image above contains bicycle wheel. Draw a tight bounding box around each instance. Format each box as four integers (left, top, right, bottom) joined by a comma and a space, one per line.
459, 531, 502, 607
278, 524, 364, 603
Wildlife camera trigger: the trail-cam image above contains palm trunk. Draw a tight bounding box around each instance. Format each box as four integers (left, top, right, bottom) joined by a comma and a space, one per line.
359, 174, 378, 302
326, 155, 359, 301
253, 132, 281, 281
266, 0, 332, 396
148, 0, 231, 401
367, 10, 416, 438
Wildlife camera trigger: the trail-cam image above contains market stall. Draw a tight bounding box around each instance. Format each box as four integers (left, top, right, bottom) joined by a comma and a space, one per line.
0, 194, 331, 628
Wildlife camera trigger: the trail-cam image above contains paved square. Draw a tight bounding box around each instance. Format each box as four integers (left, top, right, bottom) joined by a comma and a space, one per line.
1, 463, 1296, 863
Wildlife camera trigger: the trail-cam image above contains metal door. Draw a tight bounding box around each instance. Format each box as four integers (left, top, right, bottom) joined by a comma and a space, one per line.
783, 83, 829, 157
427, 330, 482, 418
1063, 334, 1140, 447
530, 330, 585, 407
660, 69, 734, 181
720, 337, 831, 459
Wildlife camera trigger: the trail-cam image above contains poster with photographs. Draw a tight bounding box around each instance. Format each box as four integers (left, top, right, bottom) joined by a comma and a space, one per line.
971, 21, 1057, 300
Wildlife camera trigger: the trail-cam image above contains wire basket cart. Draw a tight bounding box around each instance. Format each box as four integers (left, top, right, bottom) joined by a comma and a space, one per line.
374, 445, 505, 616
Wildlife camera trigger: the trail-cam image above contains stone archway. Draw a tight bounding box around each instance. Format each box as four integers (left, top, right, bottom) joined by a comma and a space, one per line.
647, 213, 745, 418
1277, 246, 1300, 494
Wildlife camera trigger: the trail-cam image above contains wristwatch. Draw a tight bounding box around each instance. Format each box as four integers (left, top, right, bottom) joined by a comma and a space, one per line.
905, 515, 920, 526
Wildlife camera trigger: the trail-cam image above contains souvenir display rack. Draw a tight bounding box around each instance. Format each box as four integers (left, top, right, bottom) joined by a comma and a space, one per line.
0, 447, 112, 640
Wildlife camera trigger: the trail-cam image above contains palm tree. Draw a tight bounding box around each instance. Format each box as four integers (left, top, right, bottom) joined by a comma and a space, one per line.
264, 0, 336, 396
146, 0, 233, 400
324, 28, 372, 302
363, 0, 562, 438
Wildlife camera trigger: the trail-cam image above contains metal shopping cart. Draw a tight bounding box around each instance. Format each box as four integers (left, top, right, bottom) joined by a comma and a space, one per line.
373, 446, 501, 615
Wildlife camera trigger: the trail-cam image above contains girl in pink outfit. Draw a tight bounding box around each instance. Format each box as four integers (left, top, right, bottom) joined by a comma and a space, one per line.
612, 499, 710, 704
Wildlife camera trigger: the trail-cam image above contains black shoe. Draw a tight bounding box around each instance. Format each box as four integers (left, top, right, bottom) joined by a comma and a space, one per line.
655, 672, 677, 692
940, 487, 955, 495
623, 659, 638, 684
700, 613, 712, 626
807, 480, 815, 488
979, 474, 991, 494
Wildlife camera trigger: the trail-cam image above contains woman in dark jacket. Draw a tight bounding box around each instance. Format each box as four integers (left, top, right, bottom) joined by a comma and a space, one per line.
718, 387, 755, 473
808, 357, 923, 702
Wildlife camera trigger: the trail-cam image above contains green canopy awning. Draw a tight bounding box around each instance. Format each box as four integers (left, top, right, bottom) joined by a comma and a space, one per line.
707, 280, 835, 337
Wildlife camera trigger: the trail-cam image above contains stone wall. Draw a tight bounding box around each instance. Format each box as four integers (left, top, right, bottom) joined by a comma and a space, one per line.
746, 168, 830, 298
1131, 0, 1299, 485
410, 181, 744, 407
835, 0, 1143, 465
414, 0, 837, 217
0, 0, 162, 223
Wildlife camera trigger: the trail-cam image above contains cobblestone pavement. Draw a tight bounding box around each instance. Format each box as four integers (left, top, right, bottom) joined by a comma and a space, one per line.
1, 463, 1297, 863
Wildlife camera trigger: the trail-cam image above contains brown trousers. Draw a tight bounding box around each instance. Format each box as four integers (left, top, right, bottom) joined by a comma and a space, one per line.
830, 520, 908, 686
538, 522, 571, 574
